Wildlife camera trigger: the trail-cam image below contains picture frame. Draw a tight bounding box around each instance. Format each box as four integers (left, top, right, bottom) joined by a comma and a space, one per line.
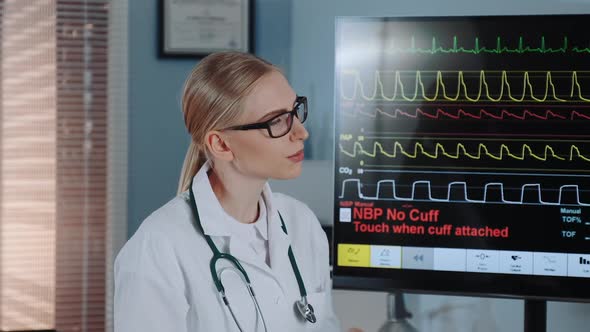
159, 0, 253, 57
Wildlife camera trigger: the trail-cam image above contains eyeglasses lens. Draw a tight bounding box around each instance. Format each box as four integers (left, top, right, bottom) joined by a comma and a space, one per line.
269, 99, 307, 138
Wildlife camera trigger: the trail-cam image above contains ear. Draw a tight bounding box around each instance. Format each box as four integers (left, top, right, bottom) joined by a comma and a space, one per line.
204, 130, 234, 162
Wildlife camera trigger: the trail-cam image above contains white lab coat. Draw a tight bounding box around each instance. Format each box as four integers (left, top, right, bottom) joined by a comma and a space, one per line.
114, 162, 342, 332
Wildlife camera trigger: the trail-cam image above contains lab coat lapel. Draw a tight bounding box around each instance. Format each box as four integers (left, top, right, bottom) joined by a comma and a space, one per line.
267, 197, 293, 293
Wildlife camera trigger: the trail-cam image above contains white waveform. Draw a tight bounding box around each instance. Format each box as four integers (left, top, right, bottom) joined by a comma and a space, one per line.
338, 178, 589, 206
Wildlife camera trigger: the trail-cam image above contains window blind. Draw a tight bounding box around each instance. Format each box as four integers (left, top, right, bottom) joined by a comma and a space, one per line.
0, 0, 127, 331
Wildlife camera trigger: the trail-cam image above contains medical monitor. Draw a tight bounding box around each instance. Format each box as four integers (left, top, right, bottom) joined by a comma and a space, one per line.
332, 15, 590, 301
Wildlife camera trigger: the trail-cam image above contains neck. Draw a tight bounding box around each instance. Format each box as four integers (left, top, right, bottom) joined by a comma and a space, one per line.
208, 164, 266, 224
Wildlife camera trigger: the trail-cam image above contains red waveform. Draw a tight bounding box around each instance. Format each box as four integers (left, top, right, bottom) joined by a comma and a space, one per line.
350, 107, 590, 120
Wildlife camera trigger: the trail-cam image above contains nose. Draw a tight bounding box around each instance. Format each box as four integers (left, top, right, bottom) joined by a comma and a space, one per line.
290, 117, 309, 141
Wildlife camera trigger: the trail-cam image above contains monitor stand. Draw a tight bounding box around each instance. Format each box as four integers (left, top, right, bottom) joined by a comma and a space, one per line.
378, 294, 547, 332
378, 292, 419, 332
524, 299, 546, 332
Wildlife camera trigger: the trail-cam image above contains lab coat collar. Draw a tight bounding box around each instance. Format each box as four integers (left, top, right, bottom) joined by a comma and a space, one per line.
263, 186, 294, 291
192, 161, 280, 239
255, 181, 293, 275
252, 197, 268, 240
190, 161, 232, 237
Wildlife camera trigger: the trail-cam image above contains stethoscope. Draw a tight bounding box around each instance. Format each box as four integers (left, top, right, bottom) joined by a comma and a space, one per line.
188, 179, 317, 331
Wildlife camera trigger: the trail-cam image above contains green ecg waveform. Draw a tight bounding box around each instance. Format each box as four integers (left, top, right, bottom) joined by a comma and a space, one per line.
340, 70, 590, 102
339, 141, 590, 162
388, 36, 590, 54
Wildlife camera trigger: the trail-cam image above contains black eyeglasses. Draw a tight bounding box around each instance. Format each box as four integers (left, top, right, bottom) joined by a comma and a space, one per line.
223, 96, 308, 138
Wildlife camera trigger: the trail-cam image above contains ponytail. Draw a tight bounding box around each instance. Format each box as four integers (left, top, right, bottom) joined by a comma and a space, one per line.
177, 141, 207, 194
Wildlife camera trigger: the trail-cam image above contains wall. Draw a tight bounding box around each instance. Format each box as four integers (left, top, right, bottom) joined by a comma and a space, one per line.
128, 0, 590, 331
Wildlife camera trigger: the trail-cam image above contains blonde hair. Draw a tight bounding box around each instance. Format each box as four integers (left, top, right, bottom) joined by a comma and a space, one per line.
177, 52, 277, 193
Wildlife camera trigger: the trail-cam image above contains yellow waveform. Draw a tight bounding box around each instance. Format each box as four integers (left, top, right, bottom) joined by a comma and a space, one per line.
339, 141, 590, 162
340, 70, 590, 102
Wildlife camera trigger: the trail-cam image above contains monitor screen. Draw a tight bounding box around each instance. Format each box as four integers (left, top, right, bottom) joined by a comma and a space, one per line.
332, 15, 590, 301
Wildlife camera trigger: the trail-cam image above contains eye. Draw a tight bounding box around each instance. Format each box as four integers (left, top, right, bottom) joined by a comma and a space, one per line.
269, 113, 288, 126
269, 117, 283, 126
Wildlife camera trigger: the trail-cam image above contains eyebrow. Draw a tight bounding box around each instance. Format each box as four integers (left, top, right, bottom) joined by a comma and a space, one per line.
255, 108, 289, 122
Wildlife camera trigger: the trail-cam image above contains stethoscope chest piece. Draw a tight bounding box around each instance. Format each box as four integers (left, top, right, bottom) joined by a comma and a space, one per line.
296, 297, 317, 323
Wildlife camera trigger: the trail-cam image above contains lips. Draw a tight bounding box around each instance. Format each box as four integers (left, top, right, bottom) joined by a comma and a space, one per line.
288, 149, 304, 162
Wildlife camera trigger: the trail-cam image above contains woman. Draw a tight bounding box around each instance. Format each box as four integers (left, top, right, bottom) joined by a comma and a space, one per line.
114, 52, 344, 331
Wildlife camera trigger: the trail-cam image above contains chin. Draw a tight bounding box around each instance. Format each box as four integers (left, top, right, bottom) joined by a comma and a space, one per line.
275, 164, 303, 180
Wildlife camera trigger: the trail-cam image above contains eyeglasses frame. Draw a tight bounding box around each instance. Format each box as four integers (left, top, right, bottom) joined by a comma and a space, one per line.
222, 96, 308, 138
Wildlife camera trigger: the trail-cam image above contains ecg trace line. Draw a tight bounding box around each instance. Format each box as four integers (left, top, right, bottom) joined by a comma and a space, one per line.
339, 141, 590, 162
342, 107, 590, 120
386, 36, 590, 54
340, 70, 590, 102
338, 178, 590, 206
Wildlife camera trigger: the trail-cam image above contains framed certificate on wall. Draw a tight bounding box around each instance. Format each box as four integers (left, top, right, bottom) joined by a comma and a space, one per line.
160, 0, 252, 57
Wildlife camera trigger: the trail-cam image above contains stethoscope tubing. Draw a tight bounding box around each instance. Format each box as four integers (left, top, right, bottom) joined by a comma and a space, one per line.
188, 178, 316, 330
218, 266, 269, 332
